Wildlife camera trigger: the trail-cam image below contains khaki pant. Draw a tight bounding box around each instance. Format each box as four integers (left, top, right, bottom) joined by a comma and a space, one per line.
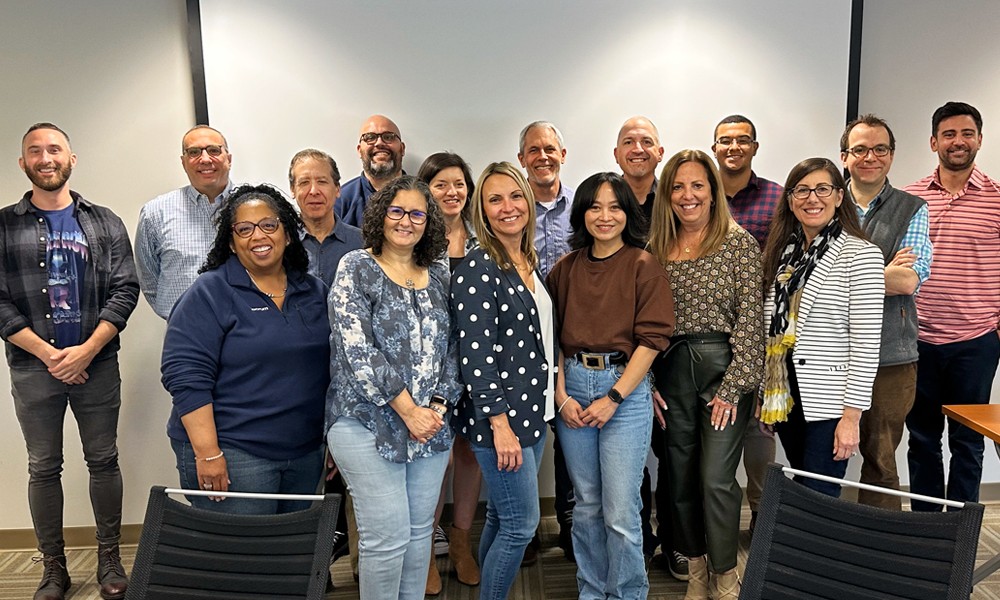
858, 362, 917, 510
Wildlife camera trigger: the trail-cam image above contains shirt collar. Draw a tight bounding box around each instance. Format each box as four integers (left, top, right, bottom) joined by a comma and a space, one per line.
185, 179, 234, 209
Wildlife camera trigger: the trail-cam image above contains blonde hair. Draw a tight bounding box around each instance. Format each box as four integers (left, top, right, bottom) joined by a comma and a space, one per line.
648, 149, 734, 264
471, 162, 538, 271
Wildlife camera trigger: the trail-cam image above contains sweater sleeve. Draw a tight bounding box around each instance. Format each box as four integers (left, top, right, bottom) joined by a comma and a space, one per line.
160, 275, 230, 417
715, 230, 765, 404
430, 261, 462, 404
633, 253, 676, 353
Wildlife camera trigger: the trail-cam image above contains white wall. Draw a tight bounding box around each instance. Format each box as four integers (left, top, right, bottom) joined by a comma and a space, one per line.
1, 0, 999, 537
0, 0, 193, 532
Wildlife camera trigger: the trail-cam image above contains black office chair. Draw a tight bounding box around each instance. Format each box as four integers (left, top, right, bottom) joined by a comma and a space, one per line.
740, 463, 983, 600
126, 486, 340, 600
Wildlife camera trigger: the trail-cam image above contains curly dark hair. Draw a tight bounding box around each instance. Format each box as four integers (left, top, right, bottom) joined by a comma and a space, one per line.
361, 176, 447, 267
201, 183, 310, 274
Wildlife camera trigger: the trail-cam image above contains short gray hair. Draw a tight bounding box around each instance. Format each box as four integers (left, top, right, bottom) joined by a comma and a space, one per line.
518, 121, 565, 155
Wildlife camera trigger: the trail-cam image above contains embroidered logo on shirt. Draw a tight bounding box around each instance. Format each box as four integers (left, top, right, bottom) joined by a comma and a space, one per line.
251, 306, 269, 312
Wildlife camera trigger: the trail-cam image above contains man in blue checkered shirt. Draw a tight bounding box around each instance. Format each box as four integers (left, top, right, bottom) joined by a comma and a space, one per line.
135, 125, 233, 319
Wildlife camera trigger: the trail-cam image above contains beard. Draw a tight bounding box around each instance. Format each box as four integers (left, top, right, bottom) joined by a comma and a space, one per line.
940, 147, 978, 172
364, 151, 400, 180
26, 162, 72, 191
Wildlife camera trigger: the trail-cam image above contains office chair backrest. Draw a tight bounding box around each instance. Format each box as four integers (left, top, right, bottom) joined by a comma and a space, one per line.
126, 486, 340, 600
740, 464, 984, 600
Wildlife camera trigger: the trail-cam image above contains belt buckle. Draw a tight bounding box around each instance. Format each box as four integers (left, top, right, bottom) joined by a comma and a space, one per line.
582, 353, 606, 370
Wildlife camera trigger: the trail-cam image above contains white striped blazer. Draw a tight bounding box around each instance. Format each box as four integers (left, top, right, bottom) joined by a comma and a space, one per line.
764, 233, 885, 421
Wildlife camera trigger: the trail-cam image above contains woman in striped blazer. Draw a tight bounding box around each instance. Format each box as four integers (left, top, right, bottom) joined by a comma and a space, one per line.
760, 157, 884, 497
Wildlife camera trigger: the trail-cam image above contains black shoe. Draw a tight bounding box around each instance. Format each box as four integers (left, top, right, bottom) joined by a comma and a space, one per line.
97, 545, 128, 600
558, 525, 575, 563
32, 554, 71, 600
667, 550, 690, 582
330, 530, 349, 564
521, 531, 541, 567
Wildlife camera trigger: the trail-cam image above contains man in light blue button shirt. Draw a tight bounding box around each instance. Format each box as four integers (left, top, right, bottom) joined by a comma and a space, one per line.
135, 126, 233, 319
518, 121, 574, 280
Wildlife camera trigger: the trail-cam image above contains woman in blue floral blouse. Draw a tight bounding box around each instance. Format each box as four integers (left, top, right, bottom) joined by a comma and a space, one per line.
326, 176, 460, 600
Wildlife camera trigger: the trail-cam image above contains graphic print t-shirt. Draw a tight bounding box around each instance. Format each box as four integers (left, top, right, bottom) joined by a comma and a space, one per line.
37, 205, 88, 348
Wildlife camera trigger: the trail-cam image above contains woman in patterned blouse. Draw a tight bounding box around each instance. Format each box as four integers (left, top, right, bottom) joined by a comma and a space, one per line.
326, 176, 461, 600
417, 152, 481, 593
647, 150, 763, 600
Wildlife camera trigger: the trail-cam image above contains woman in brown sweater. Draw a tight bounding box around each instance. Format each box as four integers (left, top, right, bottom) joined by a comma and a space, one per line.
547, 172, 675, 600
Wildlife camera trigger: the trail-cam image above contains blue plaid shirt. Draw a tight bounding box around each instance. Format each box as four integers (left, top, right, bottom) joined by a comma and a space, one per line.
855, 182, 932, 288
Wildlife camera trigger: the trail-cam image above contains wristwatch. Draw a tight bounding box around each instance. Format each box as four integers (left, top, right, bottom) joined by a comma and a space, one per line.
607, 388, 624, 404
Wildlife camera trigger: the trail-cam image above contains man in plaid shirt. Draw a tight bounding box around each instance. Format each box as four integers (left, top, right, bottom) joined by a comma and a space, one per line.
0, 123, 138, 600
711, 114, 783, 536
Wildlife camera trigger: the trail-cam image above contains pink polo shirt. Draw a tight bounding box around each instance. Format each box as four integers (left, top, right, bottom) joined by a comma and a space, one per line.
904, 166, 1000, 345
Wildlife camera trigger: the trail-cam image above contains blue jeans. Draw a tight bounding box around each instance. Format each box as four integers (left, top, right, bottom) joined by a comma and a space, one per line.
11, 358, 123, 555
557, 358, 652, 600
472, 430, 547, 600
907, 333, 1000, 510
328, 417, 450, 600
172, 439, 323, 514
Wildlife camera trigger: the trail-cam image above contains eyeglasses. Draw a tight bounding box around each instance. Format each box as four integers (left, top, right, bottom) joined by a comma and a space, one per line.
386, 206, 427, 225
715, 136, 754, 148
183, 145, 226, 160
844, 144, 892, 158
359, 132, 400, 145
232, 217, 280, 238
790, 184, 838, 200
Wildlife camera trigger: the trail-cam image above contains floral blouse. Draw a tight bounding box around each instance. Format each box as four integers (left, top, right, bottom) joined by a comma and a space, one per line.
665, 225, 764, 403
326, 250, 462, 463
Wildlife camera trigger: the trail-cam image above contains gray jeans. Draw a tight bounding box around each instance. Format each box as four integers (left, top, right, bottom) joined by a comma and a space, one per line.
11, 357, 123, 555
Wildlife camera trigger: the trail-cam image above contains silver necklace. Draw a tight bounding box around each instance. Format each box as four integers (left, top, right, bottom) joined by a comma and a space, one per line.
245, 269, 286, 298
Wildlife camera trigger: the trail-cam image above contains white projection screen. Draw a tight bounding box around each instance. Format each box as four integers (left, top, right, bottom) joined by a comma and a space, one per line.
200, 0, 853, 193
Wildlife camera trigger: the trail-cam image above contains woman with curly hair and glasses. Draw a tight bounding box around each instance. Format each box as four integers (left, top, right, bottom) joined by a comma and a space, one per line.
161, 183, 330, 515
326, 175, 461, 600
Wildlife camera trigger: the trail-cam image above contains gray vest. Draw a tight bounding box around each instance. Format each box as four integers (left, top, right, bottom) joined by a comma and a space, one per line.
853, 182, 925, 366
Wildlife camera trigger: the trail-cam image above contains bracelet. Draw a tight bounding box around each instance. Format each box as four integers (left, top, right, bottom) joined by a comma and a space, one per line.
198, 451, 224, 462
429, 402, 447, 416
558, 396, 573, 412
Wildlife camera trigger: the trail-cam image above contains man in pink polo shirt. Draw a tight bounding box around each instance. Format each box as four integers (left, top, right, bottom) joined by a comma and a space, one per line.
904, 101, 1000, 511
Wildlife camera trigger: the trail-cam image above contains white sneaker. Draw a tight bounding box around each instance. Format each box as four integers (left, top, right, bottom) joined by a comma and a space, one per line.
433, 525, 449, 556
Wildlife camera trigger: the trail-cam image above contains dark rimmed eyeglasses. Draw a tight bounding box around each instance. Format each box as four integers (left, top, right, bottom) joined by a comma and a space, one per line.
790, 184, 838, 200
844, 144, 892, 158
232, 217, 280, 238
359, 132, 400, 145
386, 206, 427, 225
183, 145, 226, 160
715, 136, 754, 148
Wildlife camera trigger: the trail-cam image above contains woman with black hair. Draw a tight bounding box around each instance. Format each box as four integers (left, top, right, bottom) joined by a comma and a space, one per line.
161, 183, 329, 514
547, 172, 675, 600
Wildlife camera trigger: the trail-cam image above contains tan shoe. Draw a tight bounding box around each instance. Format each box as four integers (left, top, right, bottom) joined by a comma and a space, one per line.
448, 526, 480, 586
426, 549, 442, 596
683, 555, 710, 600
712, 567, 741, 600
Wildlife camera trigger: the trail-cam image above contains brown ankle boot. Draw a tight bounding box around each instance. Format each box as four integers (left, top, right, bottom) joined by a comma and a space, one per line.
448, 526, 480, 585
33, 554, 71, 600
97, 544, 128, 600
425, 548, 442, 596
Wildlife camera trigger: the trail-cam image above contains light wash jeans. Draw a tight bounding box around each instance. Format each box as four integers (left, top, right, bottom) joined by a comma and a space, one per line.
172, 439, 323, 514
472, 429, 547, 600
557, 358, 652, 600
328, 417, 450, 600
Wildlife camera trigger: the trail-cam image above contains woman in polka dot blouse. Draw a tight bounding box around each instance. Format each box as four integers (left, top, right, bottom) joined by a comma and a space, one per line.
451, 162, 556, 600
547, 172, 676, 600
